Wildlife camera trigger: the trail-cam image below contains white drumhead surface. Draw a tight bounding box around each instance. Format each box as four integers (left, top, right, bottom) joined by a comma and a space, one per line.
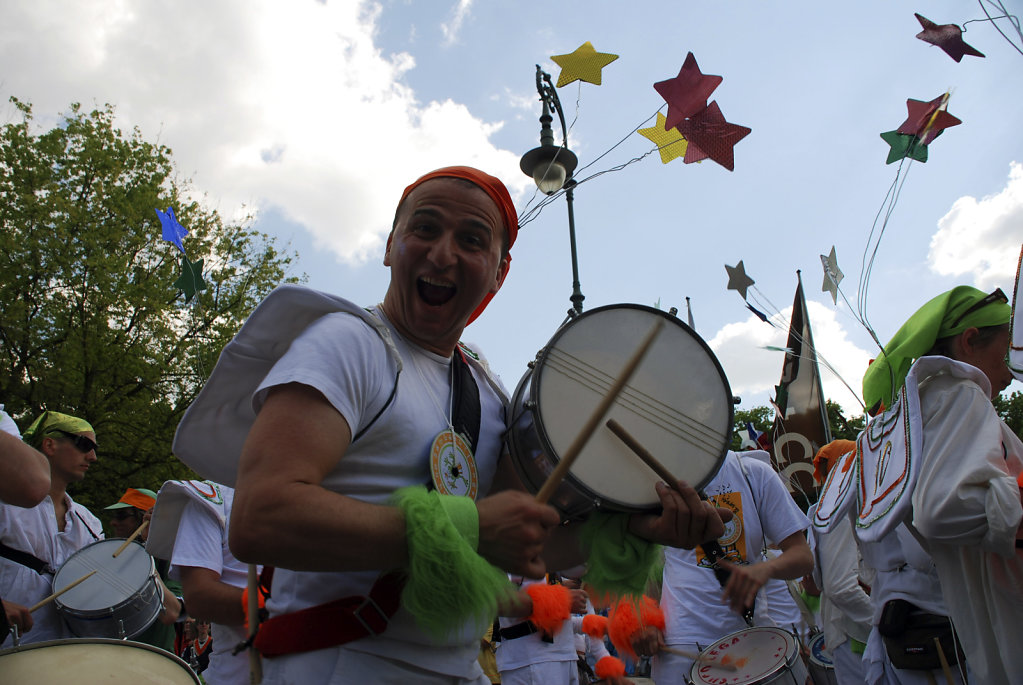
53, 539, 154, 610
537, 306, 730, 508
0, 639, 198, 684
690, 627, 798, 684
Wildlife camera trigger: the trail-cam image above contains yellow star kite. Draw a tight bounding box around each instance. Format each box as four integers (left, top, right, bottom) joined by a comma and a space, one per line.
551, 42, 619, 87
638, 112, 689, 163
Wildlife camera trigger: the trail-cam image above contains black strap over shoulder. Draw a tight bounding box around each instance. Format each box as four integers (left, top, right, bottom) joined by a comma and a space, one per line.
0, 542, 54, 575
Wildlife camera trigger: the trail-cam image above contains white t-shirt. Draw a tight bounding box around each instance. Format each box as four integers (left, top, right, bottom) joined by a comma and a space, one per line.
254, 307, 508, 679
170, 487, 250, 685
0, 407, 19, 437
659, 452, 809, 647
0, 494, 103, 644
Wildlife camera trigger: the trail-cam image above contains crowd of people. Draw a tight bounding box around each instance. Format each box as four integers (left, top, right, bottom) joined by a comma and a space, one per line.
0, 166, 1020, 685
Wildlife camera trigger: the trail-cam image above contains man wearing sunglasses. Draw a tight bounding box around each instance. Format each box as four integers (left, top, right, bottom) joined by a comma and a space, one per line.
0, 410, 103, 644
817, 285, 1021, 684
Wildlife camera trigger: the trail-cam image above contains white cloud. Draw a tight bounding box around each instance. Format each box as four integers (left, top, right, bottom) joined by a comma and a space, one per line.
440, 0, 474, 47
707, 301, 871, 416
929, 162, 1023, 289
0, 0, 522, 264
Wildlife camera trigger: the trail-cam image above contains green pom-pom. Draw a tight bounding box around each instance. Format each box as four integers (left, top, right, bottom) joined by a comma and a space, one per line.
394, 486, 514, 638
580, 512, 659, 601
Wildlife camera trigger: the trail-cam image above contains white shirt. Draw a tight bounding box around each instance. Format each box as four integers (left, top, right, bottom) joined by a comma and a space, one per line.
254, 307, 508, 679
170, 486, 250, 685
659, 452, 809, 647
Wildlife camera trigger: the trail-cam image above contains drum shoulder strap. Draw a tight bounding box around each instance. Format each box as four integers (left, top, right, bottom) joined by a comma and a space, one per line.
0, 541, 54, 575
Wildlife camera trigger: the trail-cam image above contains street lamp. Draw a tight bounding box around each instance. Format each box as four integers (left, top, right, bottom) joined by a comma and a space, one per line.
520, 65, 584, 314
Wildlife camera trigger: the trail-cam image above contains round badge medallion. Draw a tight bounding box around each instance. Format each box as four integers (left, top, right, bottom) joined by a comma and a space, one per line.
430, 430, 478, 499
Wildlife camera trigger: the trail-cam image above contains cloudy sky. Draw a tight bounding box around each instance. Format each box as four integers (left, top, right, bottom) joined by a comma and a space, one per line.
2, 0, 1021, 418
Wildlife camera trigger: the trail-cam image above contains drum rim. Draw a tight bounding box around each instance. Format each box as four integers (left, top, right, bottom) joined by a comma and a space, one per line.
525, 303, 734, 510
53, 538, 156, 605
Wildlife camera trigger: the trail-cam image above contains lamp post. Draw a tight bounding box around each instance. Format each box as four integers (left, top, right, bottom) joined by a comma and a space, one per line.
519, 65, 584, 315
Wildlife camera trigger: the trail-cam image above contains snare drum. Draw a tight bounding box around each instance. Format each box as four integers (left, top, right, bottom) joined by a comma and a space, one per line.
0, 638, 200, 684
806, 632, 837, 685
507, 304, 732, 518
52, 538, 163, 639
689, 627, 810, 685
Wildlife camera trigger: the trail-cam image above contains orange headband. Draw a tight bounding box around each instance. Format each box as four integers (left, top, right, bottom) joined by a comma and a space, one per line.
398, 166, 519, 325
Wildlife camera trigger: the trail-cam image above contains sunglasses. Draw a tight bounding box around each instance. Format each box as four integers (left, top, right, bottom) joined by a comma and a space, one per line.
48, 429, 98, 453
111, 509, 140, 521
948, 288, 1008, 329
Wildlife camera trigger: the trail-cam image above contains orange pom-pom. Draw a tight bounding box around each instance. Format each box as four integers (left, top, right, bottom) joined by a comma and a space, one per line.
581, 613, 608, 639
607, 595, 662, 660
595, 655, 626, 679
639, 595, 665, 631
526, 583, 571, 636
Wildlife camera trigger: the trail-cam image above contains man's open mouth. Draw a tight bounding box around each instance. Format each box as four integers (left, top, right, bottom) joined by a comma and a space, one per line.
418, 277, 456, 306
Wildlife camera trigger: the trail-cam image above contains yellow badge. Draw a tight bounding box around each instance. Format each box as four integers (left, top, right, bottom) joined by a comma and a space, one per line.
430, 430, 479, 499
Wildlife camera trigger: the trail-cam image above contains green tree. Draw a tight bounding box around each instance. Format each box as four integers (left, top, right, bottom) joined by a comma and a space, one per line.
826, 399, 866, 441
993, 390, 1023, 439
0, 98, 301, 515
730, 405, 773, 451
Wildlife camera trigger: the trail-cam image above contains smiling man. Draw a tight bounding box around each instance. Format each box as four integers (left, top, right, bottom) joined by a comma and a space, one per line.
0, 411, 103, 644
173, 167, 726, 684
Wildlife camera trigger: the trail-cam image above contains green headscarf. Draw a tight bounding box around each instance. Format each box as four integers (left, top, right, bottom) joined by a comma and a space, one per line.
863, 285, 1011, 412
22, 411, 95, 448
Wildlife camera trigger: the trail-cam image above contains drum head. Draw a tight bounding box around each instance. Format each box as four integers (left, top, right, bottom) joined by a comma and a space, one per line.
532, 304, 731, 510
53, 539, 154, 611
690, 627, 799, 684
808, 632, 834, 667
0, 639, 200, 684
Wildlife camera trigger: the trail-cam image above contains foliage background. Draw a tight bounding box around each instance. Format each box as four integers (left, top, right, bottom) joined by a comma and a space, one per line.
0, 99, 300, 522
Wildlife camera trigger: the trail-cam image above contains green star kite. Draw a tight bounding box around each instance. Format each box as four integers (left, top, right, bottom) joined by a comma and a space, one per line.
173, 256, 207, 303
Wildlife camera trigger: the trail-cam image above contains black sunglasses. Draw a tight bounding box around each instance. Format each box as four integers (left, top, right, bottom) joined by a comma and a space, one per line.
948, 288, 1008, 329
48, 429, 98, 453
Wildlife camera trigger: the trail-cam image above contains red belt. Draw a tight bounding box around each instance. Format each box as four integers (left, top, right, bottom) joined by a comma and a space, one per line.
254, 571, 405, 658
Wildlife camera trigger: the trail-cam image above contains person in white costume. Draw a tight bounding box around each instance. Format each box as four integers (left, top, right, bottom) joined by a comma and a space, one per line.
634, 450, 813, 684
808, 440, 872, 685
0, 411, 102, 644
816, 285, 1020, 685
171, 167, 727, 685
148, 480, 255, 685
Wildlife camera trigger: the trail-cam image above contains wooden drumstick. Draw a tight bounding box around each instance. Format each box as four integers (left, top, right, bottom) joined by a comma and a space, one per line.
534, 320, 664, 504
605, 418, 678, 488
248, 564, 263, 684
29, 570, 97, 612
661, 645, 738, 671
112, 519, 149, 558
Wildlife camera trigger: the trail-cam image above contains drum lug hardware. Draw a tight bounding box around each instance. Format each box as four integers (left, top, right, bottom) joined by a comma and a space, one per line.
526, 360, 535, 369
523, 400, 536, 410
118, 619, 126, 640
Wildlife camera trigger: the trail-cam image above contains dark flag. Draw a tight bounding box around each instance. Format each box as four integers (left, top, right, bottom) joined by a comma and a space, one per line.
771, 273, 832, 510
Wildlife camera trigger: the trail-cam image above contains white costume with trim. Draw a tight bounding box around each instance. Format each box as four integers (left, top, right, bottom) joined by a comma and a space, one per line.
0, 494, 102, 644
173, 285, 508, 683
148, 480, 251, 685
910, 359, 1023, 684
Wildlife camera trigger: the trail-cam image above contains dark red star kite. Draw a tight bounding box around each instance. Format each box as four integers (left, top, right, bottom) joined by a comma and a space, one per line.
675, 101, 751, 172
914, 13, 985, 62
896, 95, 961, 145
654, 52, 723, 131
